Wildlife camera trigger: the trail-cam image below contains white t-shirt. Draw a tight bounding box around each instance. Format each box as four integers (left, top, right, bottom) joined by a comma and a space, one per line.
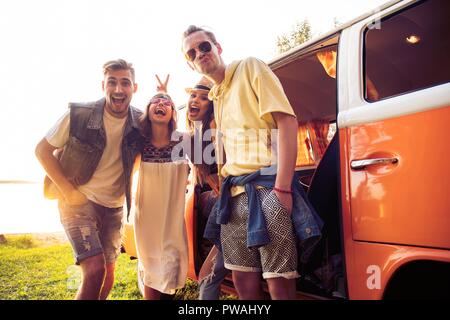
46, 109, 128, 208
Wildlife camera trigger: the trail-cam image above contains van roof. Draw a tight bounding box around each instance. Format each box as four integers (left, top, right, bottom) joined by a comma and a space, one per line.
268, 0, 401, 67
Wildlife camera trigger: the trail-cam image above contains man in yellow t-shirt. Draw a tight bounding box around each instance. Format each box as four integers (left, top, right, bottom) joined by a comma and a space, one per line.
182, 25, 300, 300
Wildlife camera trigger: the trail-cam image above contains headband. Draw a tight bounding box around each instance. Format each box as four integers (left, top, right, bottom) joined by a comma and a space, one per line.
193, 84, 211, 91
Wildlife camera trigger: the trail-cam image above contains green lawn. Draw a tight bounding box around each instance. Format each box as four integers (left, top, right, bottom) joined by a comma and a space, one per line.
0, 234, 203, 300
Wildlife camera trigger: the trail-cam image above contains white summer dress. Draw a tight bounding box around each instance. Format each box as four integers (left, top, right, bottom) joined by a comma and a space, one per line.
134, 136, 189, 294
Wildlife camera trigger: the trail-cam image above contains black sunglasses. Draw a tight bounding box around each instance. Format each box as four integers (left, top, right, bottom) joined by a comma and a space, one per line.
185, 41, 212, 62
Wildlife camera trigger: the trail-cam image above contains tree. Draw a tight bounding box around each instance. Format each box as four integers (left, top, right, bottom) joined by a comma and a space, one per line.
276, 19, 312, 54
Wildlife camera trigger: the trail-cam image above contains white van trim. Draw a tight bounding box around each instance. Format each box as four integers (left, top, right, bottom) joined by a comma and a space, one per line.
337, 0, 450, 128
338, 83, 450, 128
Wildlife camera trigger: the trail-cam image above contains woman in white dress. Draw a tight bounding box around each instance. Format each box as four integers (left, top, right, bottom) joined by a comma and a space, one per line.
134, 81, 189, 300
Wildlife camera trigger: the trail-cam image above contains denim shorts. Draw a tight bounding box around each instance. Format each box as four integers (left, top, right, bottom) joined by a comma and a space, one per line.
58, 200, 124, 265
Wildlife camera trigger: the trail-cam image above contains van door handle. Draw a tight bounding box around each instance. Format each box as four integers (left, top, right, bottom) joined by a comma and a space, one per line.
350, 157, 398, 170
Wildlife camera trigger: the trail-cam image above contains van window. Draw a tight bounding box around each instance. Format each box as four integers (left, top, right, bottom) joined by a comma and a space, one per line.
364, 0, 450, 102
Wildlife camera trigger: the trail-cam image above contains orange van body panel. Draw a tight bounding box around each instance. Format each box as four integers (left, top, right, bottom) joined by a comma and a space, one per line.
343, 241, 450, 299
341, 106, 450, 249
339, 106, 450, 299
185, 182, 198, 280
122, 222, 137, 258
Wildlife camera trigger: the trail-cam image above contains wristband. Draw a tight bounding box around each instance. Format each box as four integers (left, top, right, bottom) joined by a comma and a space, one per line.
273, 187, 293, 194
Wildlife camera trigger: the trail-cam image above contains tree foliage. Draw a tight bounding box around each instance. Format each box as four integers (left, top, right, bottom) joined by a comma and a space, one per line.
276, 19, 312, 54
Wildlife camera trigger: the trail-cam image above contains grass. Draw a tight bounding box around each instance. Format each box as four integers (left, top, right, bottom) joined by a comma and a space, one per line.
0, 234, 206, 300
0, 235, 76, 299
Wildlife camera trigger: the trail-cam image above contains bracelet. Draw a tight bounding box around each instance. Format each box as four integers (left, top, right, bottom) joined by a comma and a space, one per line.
273, 187, 293, 194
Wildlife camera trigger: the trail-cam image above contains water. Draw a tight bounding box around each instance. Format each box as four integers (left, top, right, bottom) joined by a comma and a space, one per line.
0, 183, 63, 234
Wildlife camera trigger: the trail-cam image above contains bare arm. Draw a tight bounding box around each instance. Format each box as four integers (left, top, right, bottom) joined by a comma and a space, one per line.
35, 138, 87, 205
272, 112, 298, 214
133, 152, 142, 174
205, 174, 220, 196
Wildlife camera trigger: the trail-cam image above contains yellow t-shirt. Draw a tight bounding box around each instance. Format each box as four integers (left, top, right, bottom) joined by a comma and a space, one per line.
209, 57, 296, 195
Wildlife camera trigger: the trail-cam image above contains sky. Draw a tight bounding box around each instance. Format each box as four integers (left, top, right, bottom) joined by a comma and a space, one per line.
0, 0, 389, 181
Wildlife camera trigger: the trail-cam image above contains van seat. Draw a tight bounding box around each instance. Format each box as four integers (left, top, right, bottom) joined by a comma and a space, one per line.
306, 134, 341, 268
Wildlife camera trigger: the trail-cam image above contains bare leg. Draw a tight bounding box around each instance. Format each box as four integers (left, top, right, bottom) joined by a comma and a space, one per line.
144, 286, 162, 300
266, 277, 296, 300
76, 254, 106, 300
232, 271, 264, 300
99, 262, 116, 300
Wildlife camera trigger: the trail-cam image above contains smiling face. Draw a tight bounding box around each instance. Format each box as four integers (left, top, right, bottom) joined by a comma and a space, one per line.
102, 69, 137, 118
187, 89, 212, 122
147, 97, 174, 125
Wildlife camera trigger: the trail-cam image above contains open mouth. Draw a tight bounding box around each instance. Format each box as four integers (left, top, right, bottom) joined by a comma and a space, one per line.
188, 106, 200, 115
155, 107, 167, 116
112, 96, 126, 105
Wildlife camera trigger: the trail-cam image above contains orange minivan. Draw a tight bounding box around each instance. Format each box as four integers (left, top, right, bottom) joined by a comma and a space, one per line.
123, 0, 450, 299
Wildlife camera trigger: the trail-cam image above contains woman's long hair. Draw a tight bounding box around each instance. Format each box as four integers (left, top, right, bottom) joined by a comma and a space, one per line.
186, 99, 215, 186
139, 93, 177, 139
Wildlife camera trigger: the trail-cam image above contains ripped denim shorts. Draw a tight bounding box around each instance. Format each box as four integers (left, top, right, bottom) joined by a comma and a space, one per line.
58, 200, 123, 265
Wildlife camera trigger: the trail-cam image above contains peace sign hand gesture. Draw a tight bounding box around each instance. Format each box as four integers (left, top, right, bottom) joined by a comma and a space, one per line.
156, 74, 170, 94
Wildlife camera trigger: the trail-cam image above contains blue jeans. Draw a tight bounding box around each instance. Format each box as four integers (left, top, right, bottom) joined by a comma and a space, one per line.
198, 249, 229, 300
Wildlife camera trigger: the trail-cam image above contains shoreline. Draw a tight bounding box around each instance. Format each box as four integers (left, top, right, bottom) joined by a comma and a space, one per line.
1, 231, 68, 245
0, 180, 40, 184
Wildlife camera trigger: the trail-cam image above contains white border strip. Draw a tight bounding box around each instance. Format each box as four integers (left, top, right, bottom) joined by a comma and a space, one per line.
338, 82, 450, 128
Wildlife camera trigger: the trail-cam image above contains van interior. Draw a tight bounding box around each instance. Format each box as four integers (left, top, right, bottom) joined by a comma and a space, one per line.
272, 35, 343, 299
